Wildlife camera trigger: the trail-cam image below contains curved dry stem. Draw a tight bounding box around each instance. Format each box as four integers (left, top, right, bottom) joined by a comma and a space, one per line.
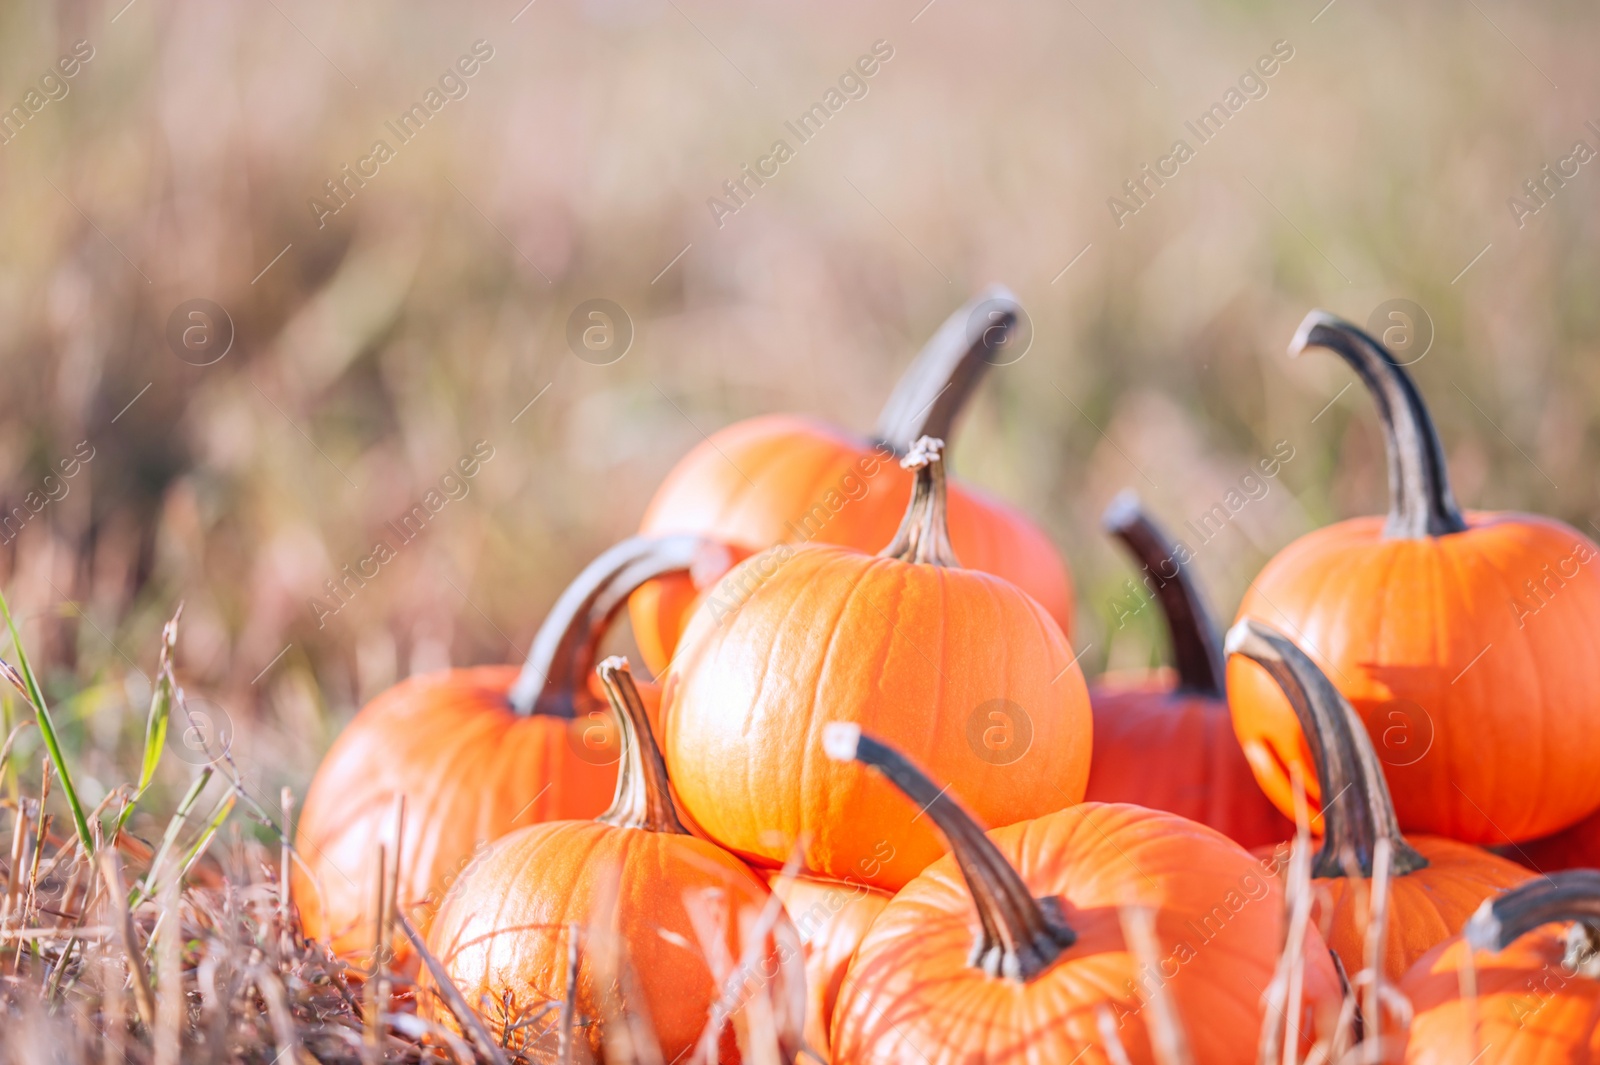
1224, 619, 1428, 879
879, 437, 961, 567
1465, 869, 1600, 974
874, 285, 1022, 454
1290, 311, 1466, 539
823, 723, 1074, 981
595, 657, 686, 835
509, 535, 729, 717
1102, 490, 1224, 697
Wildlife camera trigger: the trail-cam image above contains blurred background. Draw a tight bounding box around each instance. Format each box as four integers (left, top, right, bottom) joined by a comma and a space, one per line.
1, 0, 1596, 820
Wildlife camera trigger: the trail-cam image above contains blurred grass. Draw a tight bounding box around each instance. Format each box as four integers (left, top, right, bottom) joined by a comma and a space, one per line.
0, 0, 1597, 815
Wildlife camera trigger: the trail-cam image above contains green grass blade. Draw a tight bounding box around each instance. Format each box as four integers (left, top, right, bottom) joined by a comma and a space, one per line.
0, 588, 93, 854
117, 607, 181, 835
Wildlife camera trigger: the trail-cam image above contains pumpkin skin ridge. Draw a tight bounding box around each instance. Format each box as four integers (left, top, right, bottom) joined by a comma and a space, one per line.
1231, 509, 1600, 845
665, 540, 1090, 891
631, 412, 1076, 672
830, 802, 1340, 1065
423, 818, 785, 1061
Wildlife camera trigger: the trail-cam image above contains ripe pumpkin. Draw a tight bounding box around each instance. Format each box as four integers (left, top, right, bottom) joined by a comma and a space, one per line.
1227, 618, 1532, 982
1400, 870, 1600, 1064
1086, 491, 1293, 849
766, 872, 891, 1058
662, 436, 1093, 892
424, 658, 803, 1063
1230, 310, 1600, 844
823, 724, 1342, 1064
292, 535, 731, 969
629, 286, 1074, 674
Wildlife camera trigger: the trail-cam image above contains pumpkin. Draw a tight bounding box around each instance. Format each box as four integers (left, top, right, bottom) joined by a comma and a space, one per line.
766, 872, 891, 1058
1226, 618, 1532, 982
1085, 491, 1294, 849
424, 658, 803, 1063
662, 436, 1093, 892
823, 723, 1342, 1064
292, 534, 731, 969
1510, 810, 1600, 876
1400, 870, 1600, 1064
629, 286, 1074, 674
1230, 310, 1600, 844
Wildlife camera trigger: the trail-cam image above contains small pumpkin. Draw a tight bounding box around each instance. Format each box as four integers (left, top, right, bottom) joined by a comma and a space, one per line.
663, 436, 1092, 891
1401, 870, 1600, 1064
1227, 618, 1532, 982
823, 723, 1341, 1064
1086, 491, 1293, 849
424, 658, 803, 1063
1230, 311, 1600, 844
292, 535, 731, 968
630, 286, 1074, 673
766, 872, 891, 1058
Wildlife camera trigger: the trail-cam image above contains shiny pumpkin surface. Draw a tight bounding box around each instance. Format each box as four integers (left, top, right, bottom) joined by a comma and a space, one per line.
292, 666, 635, 967
663, 543, 1092, 892
1230, 512, 1600, 844
831, 803, 1340, 1065
424, 818, 796, 1062
1401, 925, 1600, 1064
630, 414, 1074, 672
1086, 669, 1293, 850
768, 873, 891, 1056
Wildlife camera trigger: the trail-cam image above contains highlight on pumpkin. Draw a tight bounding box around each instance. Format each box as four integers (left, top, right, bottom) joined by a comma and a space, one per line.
660, 436, 1093, 891
1225, 618, 1533, 983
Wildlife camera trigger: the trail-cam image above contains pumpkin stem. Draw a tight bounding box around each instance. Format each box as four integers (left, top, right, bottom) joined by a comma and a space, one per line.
1102, 491, 1225, 697
874, 285, 1022, 454
1224, 620, 1429, 880
1465, 870, 1600, 977
822, 723, 1075, 982
508, 535, 732, 717
1290, 311, 1467, 540
594, 657, 687, 835
879, 437, 962, 567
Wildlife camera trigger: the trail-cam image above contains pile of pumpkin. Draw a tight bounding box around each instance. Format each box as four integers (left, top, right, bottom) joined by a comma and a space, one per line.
290, 291, 1600, 1064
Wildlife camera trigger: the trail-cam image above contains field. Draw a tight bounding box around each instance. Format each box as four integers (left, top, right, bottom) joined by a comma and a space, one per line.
0, 0, 1597, 1061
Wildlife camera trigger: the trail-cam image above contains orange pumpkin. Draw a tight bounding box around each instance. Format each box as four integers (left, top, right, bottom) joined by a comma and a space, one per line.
662, 436, 1093, 892
1086, 491, 1293, 849
424, 658, 803, 1063
292, 535, 732, 968
823, 724, 1342, 1064
1230, 311, 1600, 845
1400, 870, 1600, 1064
1227, 618, 1532, 982
766, 872, 891, 1058
630, 286, 1074, 673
